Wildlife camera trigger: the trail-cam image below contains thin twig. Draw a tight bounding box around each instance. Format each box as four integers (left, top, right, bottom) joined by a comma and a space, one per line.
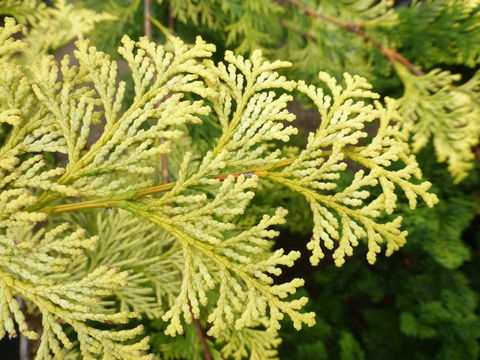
143, 0, 153, 40
189, 302, 212, 360
36, 146, 374, 216
168, 2, 174, 30
37, 156, 299, 215
285, 0, 425, 75
15, 297, 30, 360
278, 20, 317, 41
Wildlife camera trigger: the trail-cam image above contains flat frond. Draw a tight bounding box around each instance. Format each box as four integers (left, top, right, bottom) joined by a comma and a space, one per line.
0, 0, 47, 24
397, 66, 480, 182
263, 72, 438, 266
0, 14, 447, 358
217, 326, 282, 360
29, 34, 214, 196
64, 209, 183, 318
1, 223, 152, 359
124, 176, 315, 336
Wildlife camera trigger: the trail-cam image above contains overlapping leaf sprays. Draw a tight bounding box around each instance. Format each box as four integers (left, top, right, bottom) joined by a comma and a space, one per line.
0, 17, 437, 358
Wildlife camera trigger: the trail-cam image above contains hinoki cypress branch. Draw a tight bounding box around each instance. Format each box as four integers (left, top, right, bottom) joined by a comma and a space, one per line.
285, 0, 425, 75
35, 157, 297, 215
0, 13, 441, 359
35, 150, 361, 216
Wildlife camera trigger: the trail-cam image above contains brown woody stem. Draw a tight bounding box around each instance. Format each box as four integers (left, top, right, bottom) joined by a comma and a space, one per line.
143, 0, 153, 40
188, 301, 212, 360
37, 145, 353, 216
285, 0, 424, 76
36, 157, 298, 215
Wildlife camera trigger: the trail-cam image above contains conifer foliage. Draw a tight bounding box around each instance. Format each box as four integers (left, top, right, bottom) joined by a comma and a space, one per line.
0, 0, 478, 359
159, 0, 480, 182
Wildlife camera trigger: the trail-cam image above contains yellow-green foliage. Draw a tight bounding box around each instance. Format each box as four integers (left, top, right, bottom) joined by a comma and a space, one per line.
0, 15, 438, 359
160, 0, 480, 182
2, 224, 151, 359
266, 72, 438, 266
0, 0, 47, 24
64, 209, 184, 318
1, 0, 115, 59
396, 65, 480, 182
